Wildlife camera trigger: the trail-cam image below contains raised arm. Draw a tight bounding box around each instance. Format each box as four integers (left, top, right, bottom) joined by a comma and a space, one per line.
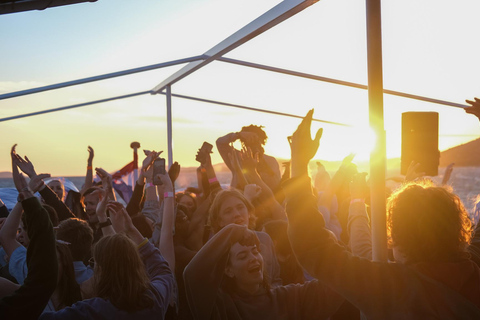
94, 168, 116, 236
0, 202, 23, 257
184, 224, 251, 320
13, 149, 75, 221
348, 172, 372, 260
80, 146, 95, 195
241, 147, 287, 221
465, 97, 480, 121
0, 145, 58, 319
157, 172, 175, 273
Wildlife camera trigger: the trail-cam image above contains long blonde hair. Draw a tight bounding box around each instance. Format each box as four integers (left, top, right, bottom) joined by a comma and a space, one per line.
93, 234, 154, 312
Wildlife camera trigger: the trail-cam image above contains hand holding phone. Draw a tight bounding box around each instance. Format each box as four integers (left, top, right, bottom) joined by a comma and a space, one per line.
153, 158, 166, 185
195, 141, 213, 163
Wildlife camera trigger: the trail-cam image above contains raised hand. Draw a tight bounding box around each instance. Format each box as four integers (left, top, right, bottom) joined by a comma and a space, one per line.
142, 150, 161, 171
107, 201, 144, 244
465, 97, 480, 122
28, 174, 51, 193
11, 145, 29, 192
442, 162, 455, 185
107, 201, 129, 234
168, 161, 181, 184
87, 146, 94, 166
239, 146, 258, 174
14, 151, 37, 179
244, 184, 262, 202
95, 168, 113, 193
289, 109, 323, 177
405, 161, 425, 182
196, 146, 212, 168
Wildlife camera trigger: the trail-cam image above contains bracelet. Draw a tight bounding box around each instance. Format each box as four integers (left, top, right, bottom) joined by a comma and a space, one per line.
146, 182, 154, 188
208, 177, 218, 184
87, 166, 93, 170
164, 192, 174, 198
350, 199, 365, 204
137, 238, 149, 249
200, 167, 207, 173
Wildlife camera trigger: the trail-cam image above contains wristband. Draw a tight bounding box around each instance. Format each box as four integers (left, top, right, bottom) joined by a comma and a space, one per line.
98, 218, 112, 229
146, 182, 155, 188
164, 192, 174, 198
208, 177, 218, 184
200, 167, 207, 173
87, 166, 93, 170
137, 238, 149, 249
350, 199, 365, 204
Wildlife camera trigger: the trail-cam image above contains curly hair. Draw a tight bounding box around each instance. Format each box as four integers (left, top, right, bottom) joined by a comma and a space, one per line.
387, 180, 473, 263
208, 189, 256, 233
241, 125, 268, 146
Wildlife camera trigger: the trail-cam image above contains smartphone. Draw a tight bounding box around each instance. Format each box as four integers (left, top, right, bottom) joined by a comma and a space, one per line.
200, 141, 213, 154
196, 141, 213, 162
153, 158, 166, 185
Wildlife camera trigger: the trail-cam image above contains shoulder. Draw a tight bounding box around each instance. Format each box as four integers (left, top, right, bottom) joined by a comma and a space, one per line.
39, 298, 113, 320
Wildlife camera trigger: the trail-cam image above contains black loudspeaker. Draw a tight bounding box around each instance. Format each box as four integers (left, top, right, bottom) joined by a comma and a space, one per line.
401, 112, 439, 176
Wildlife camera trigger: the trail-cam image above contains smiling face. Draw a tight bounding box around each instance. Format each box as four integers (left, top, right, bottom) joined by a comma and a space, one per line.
84, 193, 100, 224
218, 196, 250, 229
48, 180, 65, 201
225, 242, 264, 293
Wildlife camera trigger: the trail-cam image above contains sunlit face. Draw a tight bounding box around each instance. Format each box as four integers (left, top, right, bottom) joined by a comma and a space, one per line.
225, 243, 264, 289
218, 196, 249, 229
84, 193, 100, 224
17, 220, 30, 247
48, 180, 65, 201
179, 195, 195, 215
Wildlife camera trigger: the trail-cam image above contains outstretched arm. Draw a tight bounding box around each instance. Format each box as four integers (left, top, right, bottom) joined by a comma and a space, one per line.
80, 146, 94, 195
0, 144, 57, 319
465, 97, 480, 121
13, 148, 75, 221
157, 172, 175, 273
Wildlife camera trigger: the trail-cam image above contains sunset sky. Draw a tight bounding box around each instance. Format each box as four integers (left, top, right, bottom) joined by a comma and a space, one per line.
1, 0, 479, 177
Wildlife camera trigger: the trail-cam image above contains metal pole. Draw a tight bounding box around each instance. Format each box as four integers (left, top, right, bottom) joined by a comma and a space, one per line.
366, 0, 388, 262
0, 56, 206, 101
166, 85, 173, 168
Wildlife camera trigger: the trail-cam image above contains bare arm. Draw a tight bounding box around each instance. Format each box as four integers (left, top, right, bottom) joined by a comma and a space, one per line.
158, 173, 175, 273
80, 146, 94, 195
0, 202, 23, 257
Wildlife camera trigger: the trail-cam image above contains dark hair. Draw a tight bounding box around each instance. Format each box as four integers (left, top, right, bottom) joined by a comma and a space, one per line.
56, 242, 82, 309
43, 204, 59, 227
387, 180, 473, 263
132, 214, 153, 239
56, 218, 94, 261
81, 186, 102, 203
241, 125, 268, 146
93, 234, 154, 312
263, 220, 292, 257
22, 204, 59, 230
223, 229, 270, 293
176, 192, 197, 216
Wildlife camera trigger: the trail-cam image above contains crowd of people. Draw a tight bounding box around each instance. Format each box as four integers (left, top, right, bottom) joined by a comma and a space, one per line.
1, 97, 480, 319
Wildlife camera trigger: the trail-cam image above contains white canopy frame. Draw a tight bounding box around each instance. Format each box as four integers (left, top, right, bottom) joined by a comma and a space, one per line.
0, 0, 470, 261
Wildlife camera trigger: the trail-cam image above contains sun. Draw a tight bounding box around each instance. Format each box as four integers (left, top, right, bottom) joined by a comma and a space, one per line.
349, 125, 377, 161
